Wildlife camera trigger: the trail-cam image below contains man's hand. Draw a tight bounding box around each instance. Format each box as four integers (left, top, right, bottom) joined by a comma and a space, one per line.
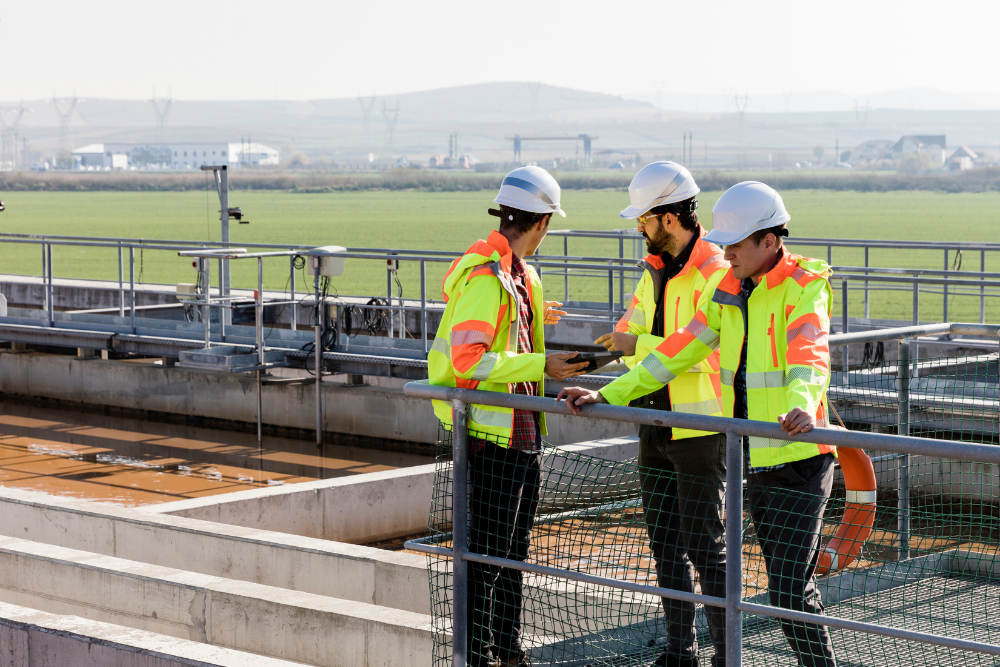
543, 301, 567, 325
555, 386, 606, 415
595, 332, 637, 357
778, 407, 815, 436
544, 352, 589, 381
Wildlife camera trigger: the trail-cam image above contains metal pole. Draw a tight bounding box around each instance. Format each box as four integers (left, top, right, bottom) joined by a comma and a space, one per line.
618, 236, 625, 311
864, 246, 870, 319
897, 339, 911, 561
315, 269, 323, 446
129, 247, 136, 335
387, 259, 394, 339
220, 167, 231, 327
117, 243, 124, 318
827, 244, 832, 267
725, 428, 743, 667
421, 260, 427, 354
842, 279, 849, 385
563, 236, 569, 303
202, 259, 211, 348
45, 243, 53, 327
290, 255, 297, 331
607, 265, 614, 329
256, 257, 264, 447
943, 249, 949, 323
912, 276, 919, 326
218, 257, 225, 342
451, 400, 470, 667
981, 250, 986, 324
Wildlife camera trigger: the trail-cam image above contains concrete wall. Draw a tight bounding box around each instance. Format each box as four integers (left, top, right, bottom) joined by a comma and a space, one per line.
147, 436, 639, 544
0, 351, 637, 446
0, 536, 432, 667
0, 600, 301, 667
0, 487, 430, 615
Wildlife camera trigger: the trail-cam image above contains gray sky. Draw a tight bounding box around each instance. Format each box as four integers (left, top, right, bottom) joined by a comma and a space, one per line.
2, 0, 996, 103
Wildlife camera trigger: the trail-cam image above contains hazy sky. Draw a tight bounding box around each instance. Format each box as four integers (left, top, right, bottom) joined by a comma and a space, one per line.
2, 0, 996, 102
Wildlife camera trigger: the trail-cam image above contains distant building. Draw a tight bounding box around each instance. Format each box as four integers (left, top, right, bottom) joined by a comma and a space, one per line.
69, 142, 279, 170
891, 135, 947, 166
847, 140, 894, 166
948, 146, 978, 171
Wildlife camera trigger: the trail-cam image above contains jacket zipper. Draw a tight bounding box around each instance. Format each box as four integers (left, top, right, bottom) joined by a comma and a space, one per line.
768, 313, 778, 367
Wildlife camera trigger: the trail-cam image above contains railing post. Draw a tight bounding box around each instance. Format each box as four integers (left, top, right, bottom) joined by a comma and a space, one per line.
563, 236, 569, 303
897, 338, 911, 561
912, 275, 919, 326
981, 250, 986, 324
290, 255, 297, 331
387, 257, 394, 339
607, 263, 614, 329
421, 260, 428, 354
864, 246, 870, 319
315, 268, 323, 446
725, 428, 743, 667
202, 259, 211, 348
129, 247, 136, 335
45, 243, 53, 327
618, 236, 625, 310
118, 243, 125, 318
943, 249, 949, 323
451, 400, 470, 667
841, 279, 849, 385
218, 257, 226, 342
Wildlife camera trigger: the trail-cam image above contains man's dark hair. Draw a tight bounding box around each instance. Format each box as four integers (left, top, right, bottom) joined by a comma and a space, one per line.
491, 205, 550, 237
649, 196, 698, 232
748, 224, 788, 246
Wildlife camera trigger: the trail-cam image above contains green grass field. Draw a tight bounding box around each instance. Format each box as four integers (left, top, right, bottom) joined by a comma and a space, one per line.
1, 190, 998, 323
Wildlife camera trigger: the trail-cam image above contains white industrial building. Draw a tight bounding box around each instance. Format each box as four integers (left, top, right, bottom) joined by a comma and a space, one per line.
70, 142, 279, 170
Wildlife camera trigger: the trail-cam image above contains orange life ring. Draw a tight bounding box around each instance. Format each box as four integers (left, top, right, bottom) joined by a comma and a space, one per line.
816, 445, 876, 575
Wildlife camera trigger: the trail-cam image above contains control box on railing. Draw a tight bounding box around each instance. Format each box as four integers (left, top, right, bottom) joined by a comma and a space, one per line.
306, 246, 346, 277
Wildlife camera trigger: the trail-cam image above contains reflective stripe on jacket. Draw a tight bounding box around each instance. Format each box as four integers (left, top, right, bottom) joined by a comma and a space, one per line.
427, 230, 547, 444
602, 250, 835, 468
615, 228, 728, 439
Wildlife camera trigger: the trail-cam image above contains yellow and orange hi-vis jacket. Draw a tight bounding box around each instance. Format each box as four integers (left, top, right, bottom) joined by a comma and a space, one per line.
616, 227, 729, 439
601, 250, 836, 468
428, 230, 547, 444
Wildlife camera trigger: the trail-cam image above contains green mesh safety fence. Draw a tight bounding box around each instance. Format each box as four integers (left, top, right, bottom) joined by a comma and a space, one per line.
425, 351, 1000, 666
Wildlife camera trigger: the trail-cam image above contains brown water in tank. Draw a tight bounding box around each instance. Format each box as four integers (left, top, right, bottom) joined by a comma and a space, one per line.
0, 400, 433, 507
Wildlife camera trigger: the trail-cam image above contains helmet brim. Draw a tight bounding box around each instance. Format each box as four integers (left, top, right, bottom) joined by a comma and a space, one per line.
619, 204, 648, 220
703, 227, 751, 246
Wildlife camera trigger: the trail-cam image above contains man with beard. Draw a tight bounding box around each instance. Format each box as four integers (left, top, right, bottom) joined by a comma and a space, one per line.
594, 161, 730, 667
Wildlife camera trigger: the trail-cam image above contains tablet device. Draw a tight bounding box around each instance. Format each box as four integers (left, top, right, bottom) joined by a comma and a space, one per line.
565, 351, 624, 373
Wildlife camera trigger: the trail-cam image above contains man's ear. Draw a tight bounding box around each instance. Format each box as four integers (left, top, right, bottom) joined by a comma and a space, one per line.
536, 214, 552, 232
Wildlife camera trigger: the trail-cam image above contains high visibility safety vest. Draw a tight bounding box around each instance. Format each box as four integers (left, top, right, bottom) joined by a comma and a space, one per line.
601, 250, 836, 468
428, 230, 548, 444
616, 228, 729, 439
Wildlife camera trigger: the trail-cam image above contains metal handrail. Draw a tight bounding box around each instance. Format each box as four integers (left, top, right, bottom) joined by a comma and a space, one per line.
401, 345, 1000, 665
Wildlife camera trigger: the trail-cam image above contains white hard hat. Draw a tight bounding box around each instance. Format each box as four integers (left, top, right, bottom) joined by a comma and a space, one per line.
494, 166, 565, 218
705, 181, 791, 245
619, 161, 700, 219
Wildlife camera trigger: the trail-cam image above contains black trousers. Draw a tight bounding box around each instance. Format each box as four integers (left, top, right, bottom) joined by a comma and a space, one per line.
747, 453, 837, 667
638, 429, 728, 663
467, 440, 541, 666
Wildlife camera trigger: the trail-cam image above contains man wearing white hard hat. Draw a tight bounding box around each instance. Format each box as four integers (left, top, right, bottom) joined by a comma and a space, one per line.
428, 166, 588, 667
559, 182, 838, 666
596, 161, 730, 667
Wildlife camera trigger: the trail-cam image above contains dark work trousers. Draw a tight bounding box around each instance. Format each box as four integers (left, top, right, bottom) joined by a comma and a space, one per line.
747, 453, 837, 667
638, 429, 728, 664
467, 439, 542, 667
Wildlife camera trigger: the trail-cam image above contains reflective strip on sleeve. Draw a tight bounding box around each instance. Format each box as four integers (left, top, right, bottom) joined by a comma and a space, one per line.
640, 355, 677, 385
451, 329, 493, 346
470, 354, 498, 381
846, 489, 877, 504
786, 321, 826, 345
686, 318, 719, 347
784, 367, 826, 386
469, 405, 513, 429
746, 370, 786, 389
629, 309, 646, 328
720, 368, 735, 386
430, 336, 450, 356
672, 396, 724, 416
